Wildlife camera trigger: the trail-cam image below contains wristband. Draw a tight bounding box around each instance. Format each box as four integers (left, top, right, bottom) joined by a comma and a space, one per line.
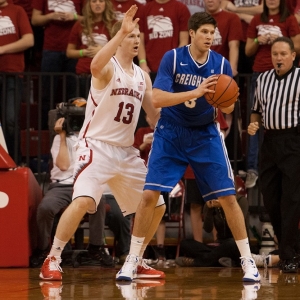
74, 13, 78, 20
79, 49, 83, 57
254, 38, 258, 44
139, 59, 146, 64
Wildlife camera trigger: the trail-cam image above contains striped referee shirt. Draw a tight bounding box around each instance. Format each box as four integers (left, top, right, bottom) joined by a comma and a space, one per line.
252, 66, 300, 130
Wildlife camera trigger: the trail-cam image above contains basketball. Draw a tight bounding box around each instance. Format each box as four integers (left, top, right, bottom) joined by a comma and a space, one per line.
204, 74, 239, 108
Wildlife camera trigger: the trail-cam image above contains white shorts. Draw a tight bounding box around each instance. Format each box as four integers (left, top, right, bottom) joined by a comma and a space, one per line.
72, 138, 164, 215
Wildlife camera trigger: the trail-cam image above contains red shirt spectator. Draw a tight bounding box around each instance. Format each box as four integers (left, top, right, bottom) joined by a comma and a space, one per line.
247, 13, 300, 72
178, 0, 205, 15
138, 0, 190, 73
31, 0, 84, 52
68, 21, 111, 74
0, 3, 33, 72
210, 10, 243, 61
111, 0, 144, 21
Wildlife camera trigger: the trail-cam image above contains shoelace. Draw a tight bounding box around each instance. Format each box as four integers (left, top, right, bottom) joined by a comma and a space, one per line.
252, 253, 267, 268
119, 255, 138, 273
140, 259, 154, 270
49, 257, 63, 273
261, 253, 267, 269
241, 256, 256, 271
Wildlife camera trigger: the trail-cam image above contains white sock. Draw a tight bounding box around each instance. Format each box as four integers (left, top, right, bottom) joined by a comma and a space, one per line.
139, 243, 147, 258
236, 238, 252, 258
129, 235, 145, 257
49, 237, 67, 257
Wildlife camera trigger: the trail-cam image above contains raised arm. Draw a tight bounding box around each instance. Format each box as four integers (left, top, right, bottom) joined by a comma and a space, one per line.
90, 5, 140, 88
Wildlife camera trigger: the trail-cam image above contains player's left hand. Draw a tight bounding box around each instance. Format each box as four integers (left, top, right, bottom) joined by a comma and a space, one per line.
219, 103, 235, 114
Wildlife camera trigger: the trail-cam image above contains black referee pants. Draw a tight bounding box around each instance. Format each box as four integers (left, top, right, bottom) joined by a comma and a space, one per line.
260, 130, 300, 260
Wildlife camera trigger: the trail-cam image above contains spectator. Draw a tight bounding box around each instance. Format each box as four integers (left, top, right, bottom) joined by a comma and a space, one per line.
67, 0, 116, 98
137, 0, 190, 83
31, 115, 114, 268
111, 0, 145, 22
136, 0, 190, 130
248, 37, 300, 273
31, 0, 84, 129
244, 0, 300, 189
222, 0, 263, 74
0, 0, 34, 163
12, 0, 44, 71
177, 0, 205, 15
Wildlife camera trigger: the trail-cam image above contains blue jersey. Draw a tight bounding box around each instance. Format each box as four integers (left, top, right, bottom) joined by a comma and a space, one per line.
153, 45, 232, 127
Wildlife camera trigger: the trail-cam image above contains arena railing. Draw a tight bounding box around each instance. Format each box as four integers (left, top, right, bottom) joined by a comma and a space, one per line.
0, 71, 262, 212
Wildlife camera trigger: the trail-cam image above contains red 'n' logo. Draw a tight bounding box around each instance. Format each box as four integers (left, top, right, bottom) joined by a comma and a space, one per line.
79, 155, 86, 161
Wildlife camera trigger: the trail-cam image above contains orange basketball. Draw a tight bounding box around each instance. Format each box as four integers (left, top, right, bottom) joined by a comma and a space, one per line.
204, 74, 239, 108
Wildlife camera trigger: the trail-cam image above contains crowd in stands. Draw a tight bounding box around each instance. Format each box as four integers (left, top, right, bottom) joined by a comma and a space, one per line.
1, 0, 300, 272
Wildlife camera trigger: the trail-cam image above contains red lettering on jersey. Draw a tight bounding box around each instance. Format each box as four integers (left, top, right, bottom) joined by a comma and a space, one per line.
110, 88, 142, 101
79, 155, 86, 161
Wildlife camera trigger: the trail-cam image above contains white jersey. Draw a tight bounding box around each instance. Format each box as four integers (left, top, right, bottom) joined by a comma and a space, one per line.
78, 56, 146, 147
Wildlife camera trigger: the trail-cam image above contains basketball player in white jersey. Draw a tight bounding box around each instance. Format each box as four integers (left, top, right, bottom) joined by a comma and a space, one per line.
39, 5, 166, 281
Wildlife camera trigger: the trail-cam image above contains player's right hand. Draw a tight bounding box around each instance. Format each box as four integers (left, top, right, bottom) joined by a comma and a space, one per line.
248, 121, 259, 135
195, 75, 218, 98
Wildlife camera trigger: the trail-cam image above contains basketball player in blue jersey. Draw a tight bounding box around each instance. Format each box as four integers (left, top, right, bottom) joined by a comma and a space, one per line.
121, 12, 261, 282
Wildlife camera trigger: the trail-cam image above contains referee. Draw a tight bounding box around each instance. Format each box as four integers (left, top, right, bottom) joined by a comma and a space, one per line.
248, 36, 300, 273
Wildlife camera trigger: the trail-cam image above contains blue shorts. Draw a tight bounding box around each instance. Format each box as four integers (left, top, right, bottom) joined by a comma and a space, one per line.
144, 117, 235, 201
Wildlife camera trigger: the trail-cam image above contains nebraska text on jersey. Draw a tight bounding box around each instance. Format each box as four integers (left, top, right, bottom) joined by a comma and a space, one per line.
110, 88, 143, 101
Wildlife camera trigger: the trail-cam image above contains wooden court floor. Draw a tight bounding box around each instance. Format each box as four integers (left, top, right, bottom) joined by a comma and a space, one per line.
0, 263, 299, 299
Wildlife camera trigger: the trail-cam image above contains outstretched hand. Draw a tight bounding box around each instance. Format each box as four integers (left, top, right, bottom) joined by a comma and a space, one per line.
121, 5, 140, 35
